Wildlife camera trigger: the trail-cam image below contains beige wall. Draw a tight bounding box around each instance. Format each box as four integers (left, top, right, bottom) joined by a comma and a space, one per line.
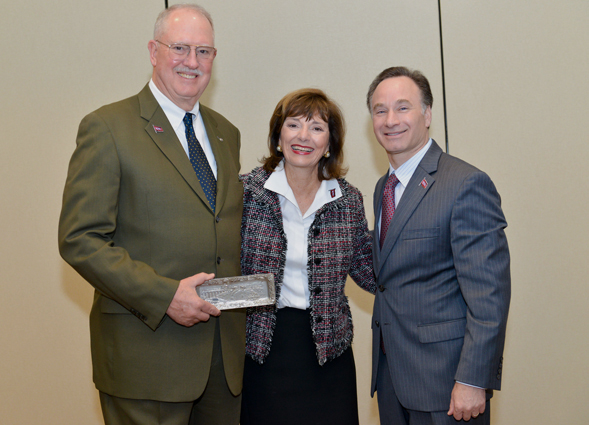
1, 1, 587, 424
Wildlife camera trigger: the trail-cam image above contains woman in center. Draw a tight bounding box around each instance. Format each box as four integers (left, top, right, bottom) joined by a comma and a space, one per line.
240, 88, 376, 425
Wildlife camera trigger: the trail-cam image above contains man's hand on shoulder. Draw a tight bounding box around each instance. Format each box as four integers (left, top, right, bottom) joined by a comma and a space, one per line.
447, 382, 485, 421
166, 273, 221, 327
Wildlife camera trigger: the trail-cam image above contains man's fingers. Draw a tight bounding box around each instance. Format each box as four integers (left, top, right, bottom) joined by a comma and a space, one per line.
447, 398, 455, 416
202, 305, 220, 317
194, 273, 215, 286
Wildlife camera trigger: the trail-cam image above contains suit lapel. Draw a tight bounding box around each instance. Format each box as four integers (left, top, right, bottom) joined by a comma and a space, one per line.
201, 106, 230, 214
138, 85, 214, 212
377, 141, 443, 275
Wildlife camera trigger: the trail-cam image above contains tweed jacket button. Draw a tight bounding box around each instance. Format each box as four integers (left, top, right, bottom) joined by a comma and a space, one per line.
316, 315, 323, 323
313, 228, 320, 236
314, 287, 322, 295
314, 258, 321, 265
379, 285, 386, 292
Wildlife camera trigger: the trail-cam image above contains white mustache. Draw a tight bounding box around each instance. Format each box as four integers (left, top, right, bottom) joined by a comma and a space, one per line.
174, 66, 203, 76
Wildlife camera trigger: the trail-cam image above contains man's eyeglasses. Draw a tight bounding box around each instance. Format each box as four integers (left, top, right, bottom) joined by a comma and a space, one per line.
155, 40, 217, 61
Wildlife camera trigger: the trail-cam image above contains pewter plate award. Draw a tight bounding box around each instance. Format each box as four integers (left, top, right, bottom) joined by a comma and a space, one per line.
196, 273, 276, 310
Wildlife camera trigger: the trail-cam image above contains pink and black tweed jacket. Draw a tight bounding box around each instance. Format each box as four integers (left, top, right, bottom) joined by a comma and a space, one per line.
241, 166, 376, 365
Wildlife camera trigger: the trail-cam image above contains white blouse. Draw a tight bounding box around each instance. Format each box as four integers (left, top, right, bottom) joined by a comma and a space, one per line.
264, 162, 342, 309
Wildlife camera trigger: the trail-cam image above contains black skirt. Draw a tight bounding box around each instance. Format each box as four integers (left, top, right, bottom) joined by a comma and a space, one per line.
240, 308, 359, 425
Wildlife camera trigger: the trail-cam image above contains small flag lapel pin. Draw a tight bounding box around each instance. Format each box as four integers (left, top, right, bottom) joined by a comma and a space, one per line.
153, 125, 164, 133
330, 189, 336, 198
420, 178, 428, 189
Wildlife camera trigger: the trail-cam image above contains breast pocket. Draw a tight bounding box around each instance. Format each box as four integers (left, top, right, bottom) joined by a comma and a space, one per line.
400, 227, 443, 265
401, 227, 440, 240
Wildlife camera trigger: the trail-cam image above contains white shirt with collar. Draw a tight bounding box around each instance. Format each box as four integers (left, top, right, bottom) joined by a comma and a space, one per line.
264, 161, 342, 310
378, 138, 432, 230
148, 79, 217, 178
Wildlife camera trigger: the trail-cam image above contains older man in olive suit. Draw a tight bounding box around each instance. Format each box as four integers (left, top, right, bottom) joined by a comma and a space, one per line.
59, 4, 244, 425
368, 67, 510, 425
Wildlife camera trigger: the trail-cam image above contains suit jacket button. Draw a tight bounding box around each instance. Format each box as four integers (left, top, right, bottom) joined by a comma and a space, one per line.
497, 374, 501, 379
216, 257, 221, 264
313, 228, 320, 236
314, 287, 322, 295
379, 285, 386, 292
375, 320, 380, 327
216, 216, 221, 223
316, 315, 323, 323
314, 258, 321, 265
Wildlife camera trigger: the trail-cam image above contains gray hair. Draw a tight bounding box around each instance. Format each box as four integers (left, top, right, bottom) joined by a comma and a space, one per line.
154, 3, 214, 40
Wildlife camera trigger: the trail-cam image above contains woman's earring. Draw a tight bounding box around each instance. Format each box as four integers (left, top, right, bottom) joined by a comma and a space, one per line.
324, 151, 330, 158
277, 145, 282, 152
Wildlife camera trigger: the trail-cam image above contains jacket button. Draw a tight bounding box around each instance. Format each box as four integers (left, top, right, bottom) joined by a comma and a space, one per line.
316, 315, 323, 323
497, 374, 501, 379
216, 257, 221, 264
375, 320, 380, 327
379, 285, 386, 292
216, 216, 221, 223
314, 258, 321, 265
314, 287, 322, 295
313, 228, 320, 236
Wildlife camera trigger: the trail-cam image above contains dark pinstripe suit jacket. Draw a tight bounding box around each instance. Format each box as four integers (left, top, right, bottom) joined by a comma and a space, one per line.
371, 140, 510, 412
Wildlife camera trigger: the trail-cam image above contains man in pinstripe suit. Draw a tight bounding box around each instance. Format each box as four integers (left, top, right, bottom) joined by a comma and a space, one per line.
367, 67, 510, 424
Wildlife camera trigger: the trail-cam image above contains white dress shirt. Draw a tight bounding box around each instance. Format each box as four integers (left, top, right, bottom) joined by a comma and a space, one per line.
378, 138, 432, 230
149, 80, 217, 178
264, 161, 342, 310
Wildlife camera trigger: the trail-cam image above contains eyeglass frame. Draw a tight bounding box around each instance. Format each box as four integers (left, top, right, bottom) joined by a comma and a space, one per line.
155, 40, 217, 61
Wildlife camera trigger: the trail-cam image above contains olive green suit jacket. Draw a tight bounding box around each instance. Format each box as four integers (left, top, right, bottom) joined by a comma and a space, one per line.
58, 84, 245, 402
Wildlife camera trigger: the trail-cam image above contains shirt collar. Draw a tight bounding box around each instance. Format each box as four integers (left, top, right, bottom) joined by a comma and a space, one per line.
389, 138, 432, 187
264, 161, 342, 218
149, 79, 200, 129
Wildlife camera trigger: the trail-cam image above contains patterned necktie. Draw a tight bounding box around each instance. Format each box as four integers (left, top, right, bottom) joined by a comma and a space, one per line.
380, 173, 400, 249
183, 113, 216, 211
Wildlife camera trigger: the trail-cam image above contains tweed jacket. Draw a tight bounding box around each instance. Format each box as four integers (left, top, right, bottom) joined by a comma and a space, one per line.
241, 166, 376, 365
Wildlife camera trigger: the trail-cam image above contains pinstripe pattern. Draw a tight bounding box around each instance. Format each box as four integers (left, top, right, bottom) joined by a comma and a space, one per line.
371, 140, 511, 412
241, 166, 376, 365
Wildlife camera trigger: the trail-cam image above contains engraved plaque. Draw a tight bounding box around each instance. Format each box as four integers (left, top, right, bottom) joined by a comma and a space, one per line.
196, 273, 276, 310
